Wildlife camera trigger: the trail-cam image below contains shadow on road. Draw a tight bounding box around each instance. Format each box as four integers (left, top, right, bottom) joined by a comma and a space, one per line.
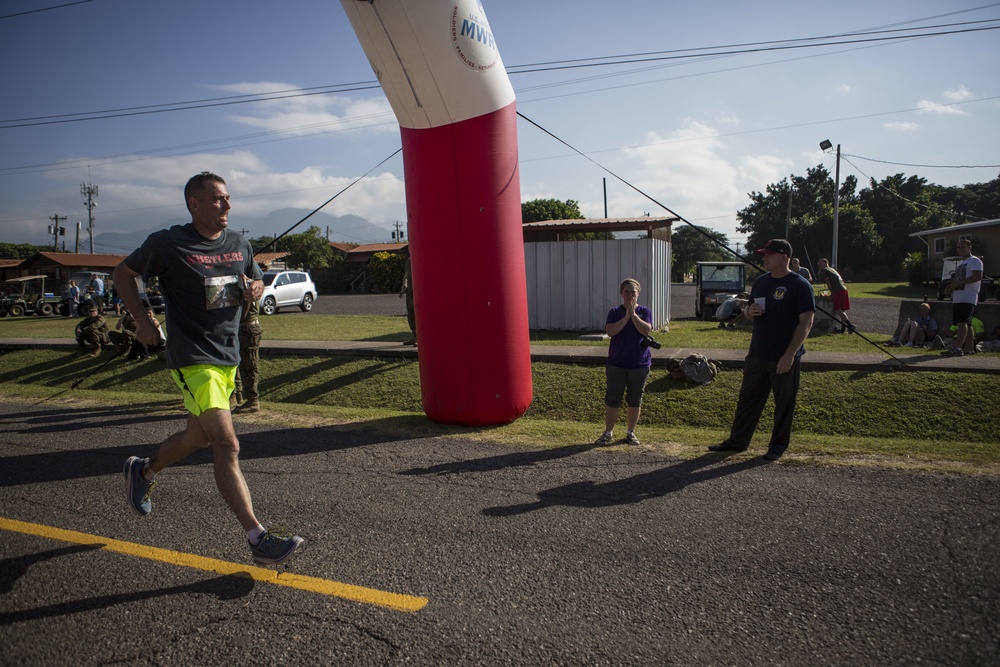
0, 405, 430, 488
483, 453, 770, 516
0, 542, 253, 625
399, 443, 598, 476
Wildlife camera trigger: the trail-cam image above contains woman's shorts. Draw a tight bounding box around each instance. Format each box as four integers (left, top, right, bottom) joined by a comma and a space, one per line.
171, 365, 237, 416
604, 364, 651, 409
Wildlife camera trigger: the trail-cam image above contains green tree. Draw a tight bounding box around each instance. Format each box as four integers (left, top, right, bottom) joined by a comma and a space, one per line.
670, 225, 730, 277
282, 226, 333, 270
521, 198, 582, 223
0, 243, 47, 259
738, 166, 835, 255
521, 198, 612, 241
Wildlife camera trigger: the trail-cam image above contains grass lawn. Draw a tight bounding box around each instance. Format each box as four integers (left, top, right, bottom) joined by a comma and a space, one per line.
1, 347, 997, 475
4, 311, 990, 357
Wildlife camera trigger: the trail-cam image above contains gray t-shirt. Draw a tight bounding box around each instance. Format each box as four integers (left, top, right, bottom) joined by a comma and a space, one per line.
124, 224, 262, 368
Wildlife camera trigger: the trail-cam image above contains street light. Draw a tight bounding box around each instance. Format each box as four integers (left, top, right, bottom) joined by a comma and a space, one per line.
819, 139, 840, 268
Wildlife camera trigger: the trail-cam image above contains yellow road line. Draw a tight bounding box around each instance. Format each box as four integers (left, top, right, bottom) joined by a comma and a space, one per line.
0, 516, 427, 613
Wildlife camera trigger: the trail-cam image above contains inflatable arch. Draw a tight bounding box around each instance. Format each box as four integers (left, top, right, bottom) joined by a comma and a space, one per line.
340, 0, 533, 425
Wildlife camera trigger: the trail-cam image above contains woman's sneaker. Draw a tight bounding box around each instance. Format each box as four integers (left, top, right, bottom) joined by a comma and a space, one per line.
625, 432, 641, 445
594, 431, 614, 445
249, 531, 305, 566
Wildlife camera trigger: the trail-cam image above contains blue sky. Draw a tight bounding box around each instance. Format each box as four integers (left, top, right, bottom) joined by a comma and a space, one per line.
2, 0, 998, 253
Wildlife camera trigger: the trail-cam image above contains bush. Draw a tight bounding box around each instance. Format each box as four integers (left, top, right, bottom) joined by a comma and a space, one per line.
901, 251, 926, 287
368, 251, 405, 293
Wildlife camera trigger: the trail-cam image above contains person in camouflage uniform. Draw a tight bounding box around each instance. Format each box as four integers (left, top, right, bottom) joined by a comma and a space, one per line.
232, 297, 262, 412
111, 309, 138, 356
75, 305, 111, 356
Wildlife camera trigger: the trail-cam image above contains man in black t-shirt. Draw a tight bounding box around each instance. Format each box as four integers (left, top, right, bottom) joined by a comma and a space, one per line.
114, 172, 303, 566
709, 239, 815, 461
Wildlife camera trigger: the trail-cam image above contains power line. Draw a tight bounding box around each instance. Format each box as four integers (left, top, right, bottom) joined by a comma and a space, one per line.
844, 154, 1000, 169
2, 20, 997, 129
0, 0, 95, 20
838, 154, 992, 222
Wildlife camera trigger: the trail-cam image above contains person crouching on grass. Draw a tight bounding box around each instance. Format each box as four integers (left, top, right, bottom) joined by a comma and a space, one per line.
595, 278, 653, 446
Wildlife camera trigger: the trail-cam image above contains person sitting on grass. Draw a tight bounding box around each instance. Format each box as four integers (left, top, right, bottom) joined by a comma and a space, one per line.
889, 302, 937, 347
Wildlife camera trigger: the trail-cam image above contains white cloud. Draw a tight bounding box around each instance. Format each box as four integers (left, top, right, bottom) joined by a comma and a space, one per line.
835, 84, 851, 94
572, 120, 793, 241
917, 100, 968, 115
883, 121, 921, 131
942, 84, 974, 102
55, 151, 405, 236
917, 85, 975, 116
217, 81, 397, 137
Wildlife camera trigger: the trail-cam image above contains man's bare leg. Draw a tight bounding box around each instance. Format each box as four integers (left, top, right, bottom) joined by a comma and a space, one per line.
194, 408, 260, 531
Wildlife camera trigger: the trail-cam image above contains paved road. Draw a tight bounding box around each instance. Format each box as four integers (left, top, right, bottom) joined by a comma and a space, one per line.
299, 285, 902, 335
1, 401, 997, 665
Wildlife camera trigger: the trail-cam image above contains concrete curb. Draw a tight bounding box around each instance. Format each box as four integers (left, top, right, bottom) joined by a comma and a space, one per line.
2, 338, 997, 374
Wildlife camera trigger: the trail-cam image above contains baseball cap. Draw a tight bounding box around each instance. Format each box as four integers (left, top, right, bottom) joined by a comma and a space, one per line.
755, 239, 792, 256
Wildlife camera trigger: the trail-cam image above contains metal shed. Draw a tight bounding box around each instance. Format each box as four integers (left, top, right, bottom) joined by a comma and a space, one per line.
523, 217, 675, 332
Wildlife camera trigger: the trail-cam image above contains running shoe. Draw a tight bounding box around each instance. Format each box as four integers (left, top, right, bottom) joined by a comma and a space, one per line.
625, 431, 640, 445
124, 456, 154, 516
249, 531, 305, 566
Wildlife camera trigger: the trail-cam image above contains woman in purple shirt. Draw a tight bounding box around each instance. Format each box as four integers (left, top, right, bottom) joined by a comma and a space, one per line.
595, 278, 653, 446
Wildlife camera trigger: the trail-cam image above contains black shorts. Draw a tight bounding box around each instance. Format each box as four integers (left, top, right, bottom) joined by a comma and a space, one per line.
952, 302, 976, 325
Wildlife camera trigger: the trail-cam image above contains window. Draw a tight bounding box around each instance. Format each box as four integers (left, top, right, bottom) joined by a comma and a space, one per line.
933, 238, 945, 255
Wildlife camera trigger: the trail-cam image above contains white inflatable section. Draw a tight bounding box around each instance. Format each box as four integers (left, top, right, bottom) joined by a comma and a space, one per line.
340, 0, 516, 129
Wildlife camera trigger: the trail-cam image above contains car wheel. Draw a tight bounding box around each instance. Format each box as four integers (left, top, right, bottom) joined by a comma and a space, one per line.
261, 297, 277, 316
299, 294, 314, 312
37, 302, 54, 316
9, 304, 25, 317
702, 305, 716, 321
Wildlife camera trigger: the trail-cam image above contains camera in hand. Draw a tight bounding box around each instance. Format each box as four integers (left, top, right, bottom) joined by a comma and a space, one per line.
641, 335, 661, 350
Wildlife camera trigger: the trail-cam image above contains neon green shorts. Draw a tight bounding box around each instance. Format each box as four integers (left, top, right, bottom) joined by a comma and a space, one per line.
171, 365, 237, 416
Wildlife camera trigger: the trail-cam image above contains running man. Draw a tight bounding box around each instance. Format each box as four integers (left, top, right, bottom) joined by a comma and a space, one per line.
113, 171, 304, 566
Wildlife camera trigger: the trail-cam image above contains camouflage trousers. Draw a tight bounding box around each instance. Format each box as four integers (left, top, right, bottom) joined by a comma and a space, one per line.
77, 330, 110, 351
109, 330, 136, 354
234, 320, 262, 403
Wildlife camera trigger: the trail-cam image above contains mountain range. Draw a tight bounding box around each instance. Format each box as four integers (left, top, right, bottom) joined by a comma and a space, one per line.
90, 209, 394, 255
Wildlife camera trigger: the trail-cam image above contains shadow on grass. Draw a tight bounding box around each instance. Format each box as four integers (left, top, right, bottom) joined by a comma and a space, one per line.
264, 355, 412, 405
0, 349, 168, 391
482, 453, 770, 515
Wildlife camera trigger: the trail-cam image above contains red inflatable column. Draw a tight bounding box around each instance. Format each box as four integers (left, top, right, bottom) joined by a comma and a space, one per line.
341, 0, 532, 425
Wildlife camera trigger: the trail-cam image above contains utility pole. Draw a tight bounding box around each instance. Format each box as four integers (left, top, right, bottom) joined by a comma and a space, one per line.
48, 214, 67, 251
391, 221, 406, 242
75, 221, 82, 253
81, 181, 98, 253
785, 177, 793, 240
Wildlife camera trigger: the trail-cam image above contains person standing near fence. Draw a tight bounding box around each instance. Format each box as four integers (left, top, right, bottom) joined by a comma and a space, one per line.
595, 278, 653, 447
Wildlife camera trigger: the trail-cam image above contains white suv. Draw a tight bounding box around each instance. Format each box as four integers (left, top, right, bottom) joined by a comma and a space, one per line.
259, 270, 318, 315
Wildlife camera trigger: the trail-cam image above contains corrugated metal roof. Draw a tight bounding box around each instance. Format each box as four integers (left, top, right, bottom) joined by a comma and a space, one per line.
348, 243, 407, 253
26, 252, 126, 268
522, 217, 676, 231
